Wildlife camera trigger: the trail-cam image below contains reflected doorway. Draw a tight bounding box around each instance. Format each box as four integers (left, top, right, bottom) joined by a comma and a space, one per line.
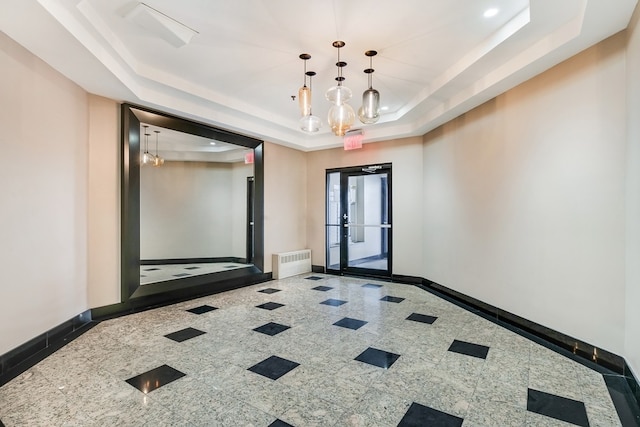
326, 164, 392, 277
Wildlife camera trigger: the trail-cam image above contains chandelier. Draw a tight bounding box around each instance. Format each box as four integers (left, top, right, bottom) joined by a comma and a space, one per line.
297, 41, 381, 136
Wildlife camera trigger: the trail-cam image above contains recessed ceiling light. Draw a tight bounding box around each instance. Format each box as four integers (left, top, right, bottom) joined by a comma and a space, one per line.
484, 8, 499, 18
209, 142, 216, 146
380, 106, 389, 111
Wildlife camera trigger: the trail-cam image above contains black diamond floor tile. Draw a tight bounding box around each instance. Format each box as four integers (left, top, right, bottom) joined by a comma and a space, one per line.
256, 302, 285, 311
333, 317, 368, 330
143, 267, 160, 271
354, 347, 401, 369
448, 339, 490, 359
311, 285, 334, 292
173, 273, 191, 277
320, 298, 347, 307
164, 327, 207, 343
125, 365, 186, 394
253, 322, 291, 336
398, 402, 464, 427
184, 266, 200, 270
248, 356, 300, 380
186, 305, 217, 315
380, 295, 405, 303
269, 419, 295, 427
258, 288, 282, 294
527, 389, 590, 427
305, 276, 324, 280
406, 313, 438, 324
362, 283, 383, 289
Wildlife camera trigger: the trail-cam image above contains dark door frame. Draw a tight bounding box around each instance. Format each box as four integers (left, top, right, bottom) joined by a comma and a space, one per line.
325, 163, 392, 278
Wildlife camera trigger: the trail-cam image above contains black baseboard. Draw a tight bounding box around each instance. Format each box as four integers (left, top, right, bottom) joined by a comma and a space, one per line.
324, 269, 640, 423
0, 310, 94, 387
0, 272, 272, 387
93, 272, 272, 321
414, 277, 640, 425
420, 279, 625, 374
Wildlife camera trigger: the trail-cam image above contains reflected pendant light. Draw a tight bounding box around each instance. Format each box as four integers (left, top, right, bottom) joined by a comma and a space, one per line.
141, 125, 154, 165
358, 50, 380, 124
153, 130, 164, 166
299, 69, 321, 133
298, 54, 312, 116
326, 41, 355, 136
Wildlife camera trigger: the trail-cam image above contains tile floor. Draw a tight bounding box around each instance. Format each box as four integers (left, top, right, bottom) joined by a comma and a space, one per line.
140, 262, 252, 285
0, 275, 632, 426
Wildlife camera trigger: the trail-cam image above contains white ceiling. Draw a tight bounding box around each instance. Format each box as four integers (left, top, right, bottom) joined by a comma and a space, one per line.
1, 0, 637, 151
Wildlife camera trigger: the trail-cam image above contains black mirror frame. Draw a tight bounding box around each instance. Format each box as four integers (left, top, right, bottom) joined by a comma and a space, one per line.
121, 104, 265, 302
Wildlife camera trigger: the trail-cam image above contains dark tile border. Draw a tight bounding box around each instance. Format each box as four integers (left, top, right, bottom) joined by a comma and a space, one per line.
1, 273, 273, 387
326, 270, 640, 424
418, 279, 626, 374
0, 310, 94, 387
410, 277, 640, 426
91, 273, 272, 321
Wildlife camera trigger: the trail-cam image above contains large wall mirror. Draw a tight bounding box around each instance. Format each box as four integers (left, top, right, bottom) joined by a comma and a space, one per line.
122, 104, 265, 302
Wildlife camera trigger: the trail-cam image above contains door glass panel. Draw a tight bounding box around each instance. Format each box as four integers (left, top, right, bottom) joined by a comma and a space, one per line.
326, 172, 341, 270
346, 173, 389, 270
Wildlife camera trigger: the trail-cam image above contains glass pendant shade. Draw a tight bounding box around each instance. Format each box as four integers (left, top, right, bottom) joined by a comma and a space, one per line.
358, 87, 380, 124
299, 114, 322, 133
298, 85, 311, 116
141, 151, 154, 165
328, 103, 355, 136
141, 129, 153, 165
153, 156, 164, 167
325, 84, 352, 105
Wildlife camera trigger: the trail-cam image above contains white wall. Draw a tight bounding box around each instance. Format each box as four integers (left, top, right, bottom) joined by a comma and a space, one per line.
422, 33, 628, 355
140, 161, 249, 259
0, 32, 89, 354
625, 5, 640, 378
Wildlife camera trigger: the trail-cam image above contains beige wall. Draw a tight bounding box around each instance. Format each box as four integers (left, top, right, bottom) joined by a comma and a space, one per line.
87, 95, 120, 308
141, 162, 232, 259
625, 5, 640, 378
140, 160, 253, 259
263, 142, 308, 272
0, 32, 89, 354
422, 33, 628, 355
306, 138, 424, 276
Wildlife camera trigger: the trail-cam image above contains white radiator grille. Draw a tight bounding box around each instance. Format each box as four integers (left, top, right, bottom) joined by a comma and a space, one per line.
272, 249, 312, 279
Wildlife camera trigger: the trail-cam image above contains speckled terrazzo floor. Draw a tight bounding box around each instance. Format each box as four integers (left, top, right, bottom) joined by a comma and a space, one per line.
0, 275, 633, 426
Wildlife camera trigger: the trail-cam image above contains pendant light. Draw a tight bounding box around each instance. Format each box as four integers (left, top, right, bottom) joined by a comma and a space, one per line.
326, 41, 355, 136
298, 54, 321, 133
298, 54, 312, 116
141, 125, 154, 165
358, 50, 381, 124
152, 130, 164, 166
299, 70, 322, 132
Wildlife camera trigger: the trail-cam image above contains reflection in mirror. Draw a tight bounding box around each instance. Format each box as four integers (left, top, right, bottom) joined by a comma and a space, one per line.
139, 124, 255, 285
121, 103, 264, 303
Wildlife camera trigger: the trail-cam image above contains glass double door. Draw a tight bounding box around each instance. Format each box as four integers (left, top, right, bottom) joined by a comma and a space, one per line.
326, 164, 392, 277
